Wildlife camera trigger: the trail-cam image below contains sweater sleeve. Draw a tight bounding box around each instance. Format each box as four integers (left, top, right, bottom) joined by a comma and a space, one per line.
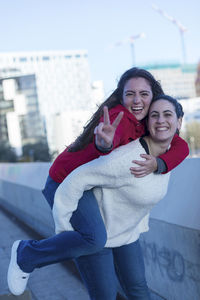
52, 155, 118, 234
158, 134, 189, 173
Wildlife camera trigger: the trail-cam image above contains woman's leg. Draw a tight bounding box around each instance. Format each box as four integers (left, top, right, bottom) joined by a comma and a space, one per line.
113, 240, 151, 300
17, 190, 107, 273
75, 248, 117, 300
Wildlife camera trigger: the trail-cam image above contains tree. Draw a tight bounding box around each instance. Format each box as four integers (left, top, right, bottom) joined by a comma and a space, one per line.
22, 141, 51, 162
0, 143, 17, 162
182, 121, 200, 154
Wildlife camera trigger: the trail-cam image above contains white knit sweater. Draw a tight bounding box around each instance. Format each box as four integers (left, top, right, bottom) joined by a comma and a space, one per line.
53, 138, 170, 247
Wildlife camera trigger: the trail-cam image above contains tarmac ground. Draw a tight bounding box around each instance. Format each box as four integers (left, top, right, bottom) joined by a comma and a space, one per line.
0, 205, 163, 300
0, 205, 92, 300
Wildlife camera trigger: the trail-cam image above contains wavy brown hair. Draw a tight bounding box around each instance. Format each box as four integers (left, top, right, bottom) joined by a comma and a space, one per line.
68, 67, 164, 152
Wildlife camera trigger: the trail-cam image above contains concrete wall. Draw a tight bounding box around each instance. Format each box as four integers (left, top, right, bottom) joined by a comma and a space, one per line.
140, 158, 200, 300
0, 162, 54, 237
0, 159, 199, 300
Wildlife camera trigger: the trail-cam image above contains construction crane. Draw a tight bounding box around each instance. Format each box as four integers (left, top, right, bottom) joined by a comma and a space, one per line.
110, 32, 146, 66
152, 3, 187, 64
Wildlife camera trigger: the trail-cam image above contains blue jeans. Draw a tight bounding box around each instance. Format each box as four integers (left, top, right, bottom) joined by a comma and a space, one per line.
76, 240, 151, 300
17, 176, 107, 272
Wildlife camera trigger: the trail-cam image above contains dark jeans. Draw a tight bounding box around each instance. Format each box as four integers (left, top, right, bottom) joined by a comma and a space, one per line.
17, 176, 107, 272
76, 240, 151, 300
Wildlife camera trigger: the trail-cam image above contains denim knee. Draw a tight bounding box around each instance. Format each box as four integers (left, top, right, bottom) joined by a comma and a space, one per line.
74, 218, 107, 254
70, 190, 107, 252
42, 175, 60, 209
86, 225, 107, 252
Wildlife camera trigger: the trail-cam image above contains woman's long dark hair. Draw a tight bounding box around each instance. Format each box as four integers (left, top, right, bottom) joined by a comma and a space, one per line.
68, 67, 164, 152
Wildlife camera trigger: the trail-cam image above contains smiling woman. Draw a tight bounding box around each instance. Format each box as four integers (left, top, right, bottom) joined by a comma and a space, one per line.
145, 95, 183, 156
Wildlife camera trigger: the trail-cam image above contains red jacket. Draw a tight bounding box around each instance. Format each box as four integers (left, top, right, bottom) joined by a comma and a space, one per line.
49, 104, 189, 183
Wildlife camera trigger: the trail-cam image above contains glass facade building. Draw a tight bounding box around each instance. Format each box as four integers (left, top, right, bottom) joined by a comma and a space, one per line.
0, 81, 14, 144
0, 74, 46, 155
0, 50, 92, 152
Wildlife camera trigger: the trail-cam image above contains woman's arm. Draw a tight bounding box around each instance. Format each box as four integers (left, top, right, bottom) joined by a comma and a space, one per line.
158, 134, 189, 173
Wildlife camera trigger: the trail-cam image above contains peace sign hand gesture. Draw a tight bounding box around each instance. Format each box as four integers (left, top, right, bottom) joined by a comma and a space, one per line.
94, 106, 124, 150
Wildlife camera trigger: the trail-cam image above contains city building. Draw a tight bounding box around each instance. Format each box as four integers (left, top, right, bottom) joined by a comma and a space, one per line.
0, 80, 14, 145
51, 110, 92, 155
0, 50, 94, 152
91, 80, 105, 107
0, 74, 46, 156
195, 62, 200, 97
50, 80, 105, 155
143, 62, 197, 99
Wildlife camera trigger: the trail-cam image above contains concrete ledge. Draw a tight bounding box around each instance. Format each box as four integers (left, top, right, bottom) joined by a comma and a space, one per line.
0, 290, 31, 299
0, 181, 54, 237
0, 162, 54, 237
150, 158, 200, 231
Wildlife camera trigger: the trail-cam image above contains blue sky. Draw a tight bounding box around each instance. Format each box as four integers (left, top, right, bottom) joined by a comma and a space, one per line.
1, 0, 200, 94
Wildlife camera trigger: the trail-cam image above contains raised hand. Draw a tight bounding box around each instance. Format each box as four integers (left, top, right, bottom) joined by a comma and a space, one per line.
130, 154, 158, 177
94, 106, 124, 149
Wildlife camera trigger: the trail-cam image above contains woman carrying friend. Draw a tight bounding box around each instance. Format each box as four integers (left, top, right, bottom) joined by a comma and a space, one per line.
7, 68, 189, 296
53, 94, 184, 299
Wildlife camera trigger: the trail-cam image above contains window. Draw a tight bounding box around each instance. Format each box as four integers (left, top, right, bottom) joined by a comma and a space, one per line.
42, 56, 50, 61
19, 57, 27, 62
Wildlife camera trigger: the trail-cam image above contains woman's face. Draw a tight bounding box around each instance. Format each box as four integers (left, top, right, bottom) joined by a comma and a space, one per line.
147, 99, 182, 143
122, 77, 153, 121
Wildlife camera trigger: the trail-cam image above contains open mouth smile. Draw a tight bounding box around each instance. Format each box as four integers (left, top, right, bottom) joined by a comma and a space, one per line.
156, 126, 169, 131
131, 106, 143, 113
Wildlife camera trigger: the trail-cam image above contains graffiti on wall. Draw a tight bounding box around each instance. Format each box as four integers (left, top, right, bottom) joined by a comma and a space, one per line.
141, 239, 200, 283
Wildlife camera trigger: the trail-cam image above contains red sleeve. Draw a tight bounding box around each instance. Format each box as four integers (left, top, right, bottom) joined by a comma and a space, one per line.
93, 110, 130, 156
159, 134, 189, 173
109, 113, 129, 149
